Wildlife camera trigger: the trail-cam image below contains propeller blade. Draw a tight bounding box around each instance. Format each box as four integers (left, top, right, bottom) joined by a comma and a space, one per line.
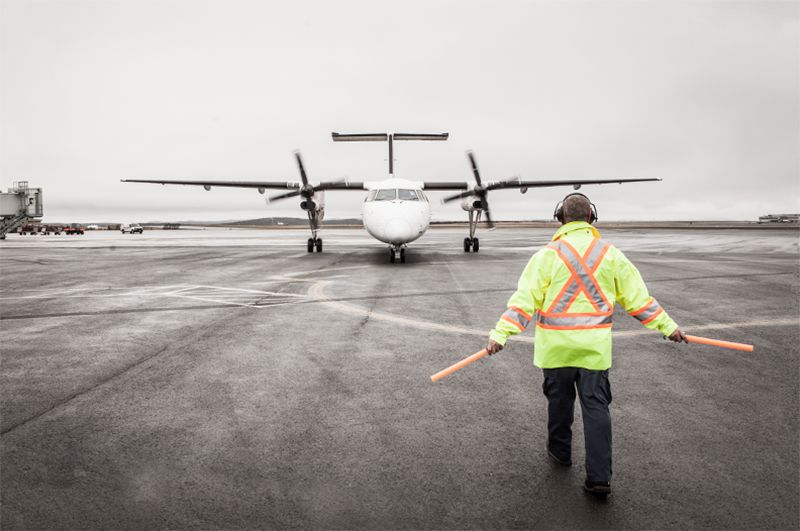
467, 151, 482, 187
294, 152, 309, 187
269, 189, 302, 202
442, 190, 475, 203
484, 206, 495, 229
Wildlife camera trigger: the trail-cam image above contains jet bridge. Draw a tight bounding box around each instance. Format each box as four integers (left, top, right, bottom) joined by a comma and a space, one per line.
0, 182, 43, 239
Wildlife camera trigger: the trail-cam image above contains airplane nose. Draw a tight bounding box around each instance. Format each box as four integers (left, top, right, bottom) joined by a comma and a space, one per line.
384, 219, 413, 242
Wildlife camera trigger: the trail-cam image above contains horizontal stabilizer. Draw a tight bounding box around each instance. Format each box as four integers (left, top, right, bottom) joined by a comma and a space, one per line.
331, 133, 389, 142
332, 131, 450, 175
393, 133, 449, 141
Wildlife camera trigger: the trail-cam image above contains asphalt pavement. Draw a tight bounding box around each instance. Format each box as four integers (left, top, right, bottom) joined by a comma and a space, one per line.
1, 226, 798, 529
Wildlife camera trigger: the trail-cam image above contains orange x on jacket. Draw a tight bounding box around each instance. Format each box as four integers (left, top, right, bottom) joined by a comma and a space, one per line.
489, 221, 679, 370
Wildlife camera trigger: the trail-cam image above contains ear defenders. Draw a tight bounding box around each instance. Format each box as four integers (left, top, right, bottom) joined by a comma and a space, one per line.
553, 192, 598, 223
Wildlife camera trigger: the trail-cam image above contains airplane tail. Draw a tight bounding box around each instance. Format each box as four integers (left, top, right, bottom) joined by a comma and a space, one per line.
332, 132, 448, 175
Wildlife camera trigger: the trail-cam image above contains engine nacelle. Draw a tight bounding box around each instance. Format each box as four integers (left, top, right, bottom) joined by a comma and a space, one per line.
461, 195, 488, 211
301, 191, 326, 213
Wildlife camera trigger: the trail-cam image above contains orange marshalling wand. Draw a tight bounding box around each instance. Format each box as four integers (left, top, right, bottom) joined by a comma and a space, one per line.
431, 349, 488, 382
431, 335, 754, 383
685, 334, 754, 352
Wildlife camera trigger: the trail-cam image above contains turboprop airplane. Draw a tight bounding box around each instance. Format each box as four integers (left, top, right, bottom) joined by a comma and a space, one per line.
123, 132, 660, 263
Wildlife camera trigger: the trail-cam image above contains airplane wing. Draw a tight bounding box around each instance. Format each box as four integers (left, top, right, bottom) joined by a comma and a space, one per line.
421, 182, 470, 191
121, 179, 301, 191
442, 177, 661, 201
492, 177, 661, 190
314, 181, 366, 190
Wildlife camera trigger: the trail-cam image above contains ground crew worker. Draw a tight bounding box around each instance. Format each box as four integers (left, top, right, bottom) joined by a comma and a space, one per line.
485, 192, 687, 498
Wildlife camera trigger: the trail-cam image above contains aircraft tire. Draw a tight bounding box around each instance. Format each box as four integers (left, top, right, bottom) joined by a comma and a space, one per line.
389, 249, 396, 263
463, 237, 471, 252
400, 248, 406, 263
307, 238, 314, 252
315, 238, 322, 252
473, 238, 479, 252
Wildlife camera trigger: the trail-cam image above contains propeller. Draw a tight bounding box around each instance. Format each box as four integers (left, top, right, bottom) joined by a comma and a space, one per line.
268, 152, 353, 208
442, 151, 499, 228
269, 152, 316, 204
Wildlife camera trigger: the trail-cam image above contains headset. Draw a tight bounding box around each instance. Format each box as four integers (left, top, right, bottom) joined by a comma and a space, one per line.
553, 192, 598, 223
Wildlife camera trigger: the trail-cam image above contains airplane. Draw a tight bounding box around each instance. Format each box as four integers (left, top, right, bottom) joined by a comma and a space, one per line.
122, 132, 660, 263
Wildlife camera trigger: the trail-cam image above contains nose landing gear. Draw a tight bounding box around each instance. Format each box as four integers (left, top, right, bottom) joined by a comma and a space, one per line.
389, 245, 406, 264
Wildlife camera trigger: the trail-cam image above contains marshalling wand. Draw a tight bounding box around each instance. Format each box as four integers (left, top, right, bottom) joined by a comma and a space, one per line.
431, 335, 754, 382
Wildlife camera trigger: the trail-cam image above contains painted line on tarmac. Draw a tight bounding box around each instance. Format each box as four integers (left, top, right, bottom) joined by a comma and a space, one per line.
0, 285, 192, 300
307, 280, 799, 342
307, 280, 534, 344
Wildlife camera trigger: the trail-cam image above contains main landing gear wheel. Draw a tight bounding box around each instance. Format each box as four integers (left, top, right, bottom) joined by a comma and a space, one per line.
390, 248, 396, 263
307, 237, 322, 252
400, 248, 406, 263
463, 237, 480, 252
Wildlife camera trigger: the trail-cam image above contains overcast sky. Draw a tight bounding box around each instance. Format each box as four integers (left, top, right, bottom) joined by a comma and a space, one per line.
1, 0, 798, 222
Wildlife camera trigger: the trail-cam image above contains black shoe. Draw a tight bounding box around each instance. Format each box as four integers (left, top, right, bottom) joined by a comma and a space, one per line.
583, 479, 611, 498
547, 448, 572, 467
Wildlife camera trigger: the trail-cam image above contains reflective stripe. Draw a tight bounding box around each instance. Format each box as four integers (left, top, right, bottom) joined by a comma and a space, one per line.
584, 239, 610, 271
549, 279, 580, 314
546, 239, 611, 313
535, 311, 613, 329
501, 307, 531, 331
536, 238, 614, 331
510, 305, 532, 320
629, 297, 663, 324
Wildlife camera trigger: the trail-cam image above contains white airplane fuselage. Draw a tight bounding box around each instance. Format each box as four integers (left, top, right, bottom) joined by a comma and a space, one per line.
361, 177, 431, 246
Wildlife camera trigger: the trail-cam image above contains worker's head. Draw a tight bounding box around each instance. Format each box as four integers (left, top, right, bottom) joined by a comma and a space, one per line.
554, 192, 598, 224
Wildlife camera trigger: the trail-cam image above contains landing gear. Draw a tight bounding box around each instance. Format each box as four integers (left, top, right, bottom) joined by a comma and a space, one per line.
463, 237, 480, 252
307, 237, 322, 252
303, 208, 325, 253
389, 246, 406, 264
463, 210, 483, 252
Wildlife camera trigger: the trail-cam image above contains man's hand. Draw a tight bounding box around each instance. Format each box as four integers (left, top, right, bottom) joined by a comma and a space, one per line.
486, 339, 504, 356
668, 328, 688, 343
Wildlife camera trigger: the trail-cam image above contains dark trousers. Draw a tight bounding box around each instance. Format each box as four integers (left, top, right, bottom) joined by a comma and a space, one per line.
542, 367, 613, 483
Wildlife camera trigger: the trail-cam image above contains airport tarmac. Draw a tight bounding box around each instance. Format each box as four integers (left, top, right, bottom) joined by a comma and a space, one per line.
1, 227, 798, 529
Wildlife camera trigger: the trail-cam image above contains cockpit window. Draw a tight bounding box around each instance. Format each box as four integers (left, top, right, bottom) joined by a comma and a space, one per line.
397, 189, 419, 201
374, 189, 397, 201
366, 190, 377, 202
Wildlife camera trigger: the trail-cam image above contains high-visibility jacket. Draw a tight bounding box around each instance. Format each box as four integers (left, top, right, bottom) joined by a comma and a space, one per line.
489, 221, 678, 370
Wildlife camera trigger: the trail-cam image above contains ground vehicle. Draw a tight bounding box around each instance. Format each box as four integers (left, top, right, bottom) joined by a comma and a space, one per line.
120, 223, 143, 234
64, 224, 84, 235
18, 223, 43, 235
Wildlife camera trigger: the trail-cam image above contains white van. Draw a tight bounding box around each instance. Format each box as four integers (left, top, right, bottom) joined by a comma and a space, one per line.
121, 223, 143, 234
